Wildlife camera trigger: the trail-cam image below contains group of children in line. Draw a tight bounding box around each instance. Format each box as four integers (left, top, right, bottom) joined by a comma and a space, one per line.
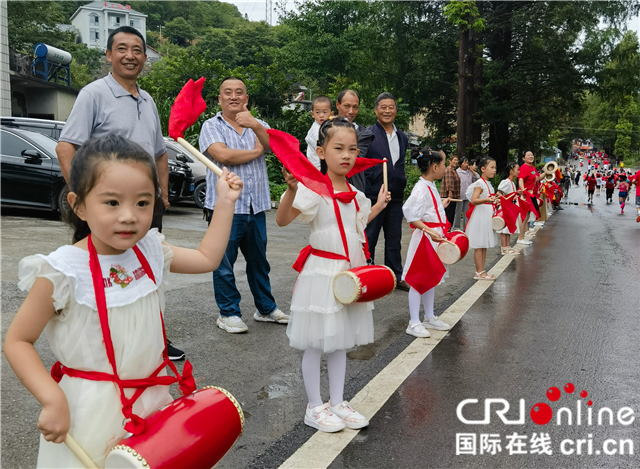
5, 96, 638, 467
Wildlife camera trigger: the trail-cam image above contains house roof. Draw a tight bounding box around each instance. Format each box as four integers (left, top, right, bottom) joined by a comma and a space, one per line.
70, 2, 146, 21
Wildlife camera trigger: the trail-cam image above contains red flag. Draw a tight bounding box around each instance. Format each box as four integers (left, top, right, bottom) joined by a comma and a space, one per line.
500, 195, 520, 233
404, 235, 446, 294
267, 129, 333, 198
168, 77, 207, 140
346, 157, 384, 178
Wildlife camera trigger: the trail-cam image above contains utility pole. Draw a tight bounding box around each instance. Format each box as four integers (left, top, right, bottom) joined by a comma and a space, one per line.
266, 0, 272, 26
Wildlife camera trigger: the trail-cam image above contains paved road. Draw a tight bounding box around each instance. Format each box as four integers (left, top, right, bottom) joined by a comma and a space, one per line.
1, 200, 502, 468
253, 187, 640, 468
2, 184, 637, 468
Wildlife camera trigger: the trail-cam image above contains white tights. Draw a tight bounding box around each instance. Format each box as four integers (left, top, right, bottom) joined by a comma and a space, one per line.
302, 348, 346, 408
408, 286, 435, 325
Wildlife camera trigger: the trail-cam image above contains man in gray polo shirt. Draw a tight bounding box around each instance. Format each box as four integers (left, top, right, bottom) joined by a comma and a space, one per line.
55, 26, 184, 360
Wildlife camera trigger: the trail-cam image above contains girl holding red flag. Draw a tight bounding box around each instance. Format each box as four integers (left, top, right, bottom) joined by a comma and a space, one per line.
275, 117, 390, 433
465, 157, 498, 280
497, 162, 521, 255
3, 136, 243, 467
401, 149, 452, 339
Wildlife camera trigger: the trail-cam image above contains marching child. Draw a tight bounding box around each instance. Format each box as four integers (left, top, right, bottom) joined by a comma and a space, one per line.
276, 117, 390, 433
616, 175, 629, 214
497, 162, 521, 255
304, 96, 334, 170
605, 176, 615, 204
401, 148, 453, 338
465, 157, 497, 280
3, 136, 243, 467
587, 173, 597, 203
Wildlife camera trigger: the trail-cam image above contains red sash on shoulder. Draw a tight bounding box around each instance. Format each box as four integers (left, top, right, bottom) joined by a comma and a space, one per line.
50, 234, 196, 435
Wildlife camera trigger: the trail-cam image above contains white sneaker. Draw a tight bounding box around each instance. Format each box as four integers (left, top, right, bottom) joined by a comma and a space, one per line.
534, 222, 545, 226
423, 316, 452, 331
253, 308, 289, 324
329, 401, 369, 429
406, 322, 431, 338
304, 403, 346, 433
517, 239, 532, 245
216, 315, 248, 333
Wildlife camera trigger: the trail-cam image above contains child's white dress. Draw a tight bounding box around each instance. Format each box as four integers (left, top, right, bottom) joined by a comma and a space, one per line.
18, 230, 173, 468
465, 179, 497, 248
401, 178, 449, 284
497, 178, 520, 234
287, 183, 374, 353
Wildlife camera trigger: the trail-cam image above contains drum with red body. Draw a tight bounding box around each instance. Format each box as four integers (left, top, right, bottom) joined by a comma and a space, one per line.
436, 231, 469, 265
492, 210, 506, 231
333, 265, 396, 304
105, 386, 244, 468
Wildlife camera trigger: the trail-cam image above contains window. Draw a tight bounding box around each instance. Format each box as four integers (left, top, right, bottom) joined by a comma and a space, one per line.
90, 29, 99, 42
130, 19, 140, 28
91, 14, 99, 25
0, 131, 37, 158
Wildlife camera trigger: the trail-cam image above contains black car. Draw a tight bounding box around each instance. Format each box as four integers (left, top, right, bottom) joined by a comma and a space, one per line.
1, 117, 195, 204
1, 127, 68, 212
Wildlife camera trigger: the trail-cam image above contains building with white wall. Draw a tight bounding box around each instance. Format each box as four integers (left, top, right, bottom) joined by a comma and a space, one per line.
70, 1, 146, 50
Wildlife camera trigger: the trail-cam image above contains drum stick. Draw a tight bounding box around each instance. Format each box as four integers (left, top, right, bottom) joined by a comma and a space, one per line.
448, 198, 463, 202
65, 434, 99, 469
176, 137, 240, 190
383, 158, 388, 194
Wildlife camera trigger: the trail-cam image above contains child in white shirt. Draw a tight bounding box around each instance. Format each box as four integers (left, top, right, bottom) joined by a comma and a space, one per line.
305, 96, 334, 170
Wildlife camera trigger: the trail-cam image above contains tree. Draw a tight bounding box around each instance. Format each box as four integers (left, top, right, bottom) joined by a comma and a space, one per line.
7, 1, 75, 53
194, 28, 238, 67
163, 17, 196, 47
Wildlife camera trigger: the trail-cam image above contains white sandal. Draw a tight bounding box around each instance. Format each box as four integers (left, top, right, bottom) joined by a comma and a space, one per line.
473, 271, 495, 280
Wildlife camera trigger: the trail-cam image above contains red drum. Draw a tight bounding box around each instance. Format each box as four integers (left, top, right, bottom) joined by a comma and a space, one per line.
492, 210, 506, 231
333, 265, 396, 304
436, 231, 469, 265
105, 386, 244, 468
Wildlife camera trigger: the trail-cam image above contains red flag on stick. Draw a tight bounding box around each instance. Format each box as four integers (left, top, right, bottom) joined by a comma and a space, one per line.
168, 77, 206, 140
404, 235, 446, 294
500, 195, 520, 233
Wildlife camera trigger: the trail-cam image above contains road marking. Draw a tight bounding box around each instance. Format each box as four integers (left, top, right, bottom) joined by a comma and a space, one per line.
278, 226, 541, 469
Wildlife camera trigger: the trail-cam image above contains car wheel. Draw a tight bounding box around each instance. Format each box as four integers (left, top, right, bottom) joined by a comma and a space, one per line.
57, 185, 71, 219
194, 181, 207, 209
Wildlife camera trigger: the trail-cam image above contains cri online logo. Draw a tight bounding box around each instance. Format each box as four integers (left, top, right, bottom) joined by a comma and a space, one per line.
457, 383, 635, 426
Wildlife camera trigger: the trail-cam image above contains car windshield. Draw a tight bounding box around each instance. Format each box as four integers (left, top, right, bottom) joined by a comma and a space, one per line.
21, 131, 59, 156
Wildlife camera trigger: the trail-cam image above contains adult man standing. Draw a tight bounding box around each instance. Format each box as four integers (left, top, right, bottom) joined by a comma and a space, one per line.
55, 26, 185, 361
364, 92, 410, 291
335, 89, 375, 192
440, 155, 460, 227
199, 77, 287, 333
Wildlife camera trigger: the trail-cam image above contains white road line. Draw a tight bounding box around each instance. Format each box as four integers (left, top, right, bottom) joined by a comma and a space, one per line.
278, 226, 541, 469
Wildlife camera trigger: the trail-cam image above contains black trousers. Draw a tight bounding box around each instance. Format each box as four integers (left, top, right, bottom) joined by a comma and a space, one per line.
444, 201, 456, 226
365, 200, 403, 279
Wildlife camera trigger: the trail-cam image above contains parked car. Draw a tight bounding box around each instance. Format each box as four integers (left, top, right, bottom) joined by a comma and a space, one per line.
2, 117, 195, 204
165, 137, 209, 209
0, 127, 68, 213
1, 117, 66, 140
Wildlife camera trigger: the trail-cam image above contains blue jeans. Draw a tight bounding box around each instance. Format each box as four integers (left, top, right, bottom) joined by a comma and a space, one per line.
206, 209, 277, 317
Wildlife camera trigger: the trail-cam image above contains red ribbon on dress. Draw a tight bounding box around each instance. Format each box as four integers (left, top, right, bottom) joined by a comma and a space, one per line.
465, 178, 495, 229
292, 183, 371, 273
51, 234, 196, 435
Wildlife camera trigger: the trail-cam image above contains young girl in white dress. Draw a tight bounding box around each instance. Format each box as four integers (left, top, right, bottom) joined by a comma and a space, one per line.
3, 136, 243, 468
402, 149, 453, 338
465, 157, 497, 280
497, 162, 521, 255
276, 117, 390, 433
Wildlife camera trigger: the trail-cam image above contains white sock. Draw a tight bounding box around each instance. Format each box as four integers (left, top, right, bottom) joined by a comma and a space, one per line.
408, 287, 422, 325
422, 287, 436, 320
302, 347, 323, 409
327, 349, 346, 407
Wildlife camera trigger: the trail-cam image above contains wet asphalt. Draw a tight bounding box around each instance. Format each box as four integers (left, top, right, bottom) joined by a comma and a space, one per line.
2, 183, 638, 469
327, 188, 640, 468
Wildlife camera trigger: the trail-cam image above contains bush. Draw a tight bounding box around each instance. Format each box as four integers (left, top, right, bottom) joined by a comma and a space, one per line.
269, 182, 288, 201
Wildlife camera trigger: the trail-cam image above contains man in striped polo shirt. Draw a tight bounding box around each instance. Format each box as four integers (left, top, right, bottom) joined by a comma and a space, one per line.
199, 77, 287, 333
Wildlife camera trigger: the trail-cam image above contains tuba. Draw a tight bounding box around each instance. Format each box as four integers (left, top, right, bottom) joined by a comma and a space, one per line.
542, 161, 558, 181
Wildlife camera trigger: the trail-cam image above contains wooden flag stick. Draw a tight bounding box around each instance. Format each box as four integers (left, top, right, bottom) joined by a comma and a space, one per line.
65, 434, 99, 469
176, 137, 240, 190
383, 158, 388, 194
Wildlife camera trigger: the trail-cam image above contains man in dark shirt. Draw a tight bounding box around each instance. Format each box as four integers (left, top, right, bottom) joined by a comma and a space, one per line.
439, 155, 460, 226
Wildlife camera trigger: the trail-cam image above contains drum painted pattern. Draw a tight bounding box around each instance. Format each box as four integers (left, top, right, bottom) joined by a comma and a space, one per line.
333, 265, 396, 304
105, 387, 243, 469
437, 231, 469, 265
